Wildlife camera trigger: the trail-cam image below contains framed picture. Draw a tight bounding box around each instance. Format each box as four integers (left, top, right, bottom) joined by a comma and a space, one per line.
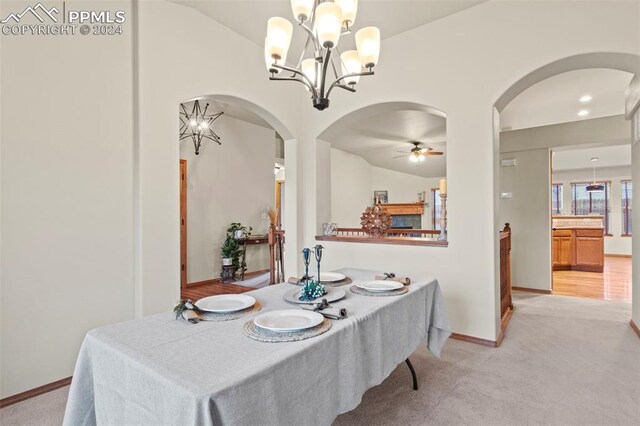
373, 190, 388, 204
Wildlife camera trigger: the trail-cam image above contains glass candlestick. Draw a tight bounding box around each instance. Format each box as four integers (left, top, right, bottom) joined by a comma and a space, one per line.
302, 248, 311, 283
314, 245, 324, 283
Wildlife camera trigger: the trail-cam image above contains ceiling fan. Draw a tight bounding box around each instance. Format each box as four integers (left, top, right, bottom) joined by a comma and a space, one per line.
393, 142, 443, 163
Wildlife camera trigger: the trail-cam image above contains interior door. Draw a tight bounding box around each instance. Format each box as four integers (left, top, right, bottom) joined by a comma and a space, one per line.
180, 160, 187, 289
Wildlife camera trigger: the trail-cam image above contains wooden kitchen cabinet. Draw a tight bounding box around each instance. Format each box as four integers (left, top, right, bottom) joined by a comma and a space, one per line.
552, 230, 573, 269
552, 227, 604, 273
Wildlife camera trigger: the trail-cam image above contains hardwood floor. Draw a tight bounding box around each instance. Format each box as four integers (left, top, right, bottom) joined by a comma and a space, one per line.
181, 281, 251, 300
552, 255, 632, 303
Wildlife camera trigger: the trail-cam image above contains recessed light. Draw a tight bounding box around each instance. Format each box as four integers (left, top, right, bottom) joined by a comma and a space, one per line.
579, 95, 593, 103
577, 110, 590, 117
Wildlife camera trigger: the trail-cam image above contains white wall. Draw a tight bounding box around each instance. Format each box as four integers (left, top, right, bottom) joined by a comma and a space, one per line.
136, 0, 302, 317
553, 165, 632, 256
180, 116, 275, 283
330, 148, 372, 227
499, 149, 552, 291
303, 0, 639, 342
0, 0, 134, 397
371, 166, 443, 229
330, 148, 443, 229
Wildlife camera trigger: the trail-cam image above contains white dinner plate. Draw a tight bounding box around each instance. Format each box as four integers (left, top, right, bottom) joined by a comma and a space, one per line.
311, 272, 346, 282
195, 294, 256, 313
253, 310, 324, 332
356, 280, 404, 292
283, 287, 346, 305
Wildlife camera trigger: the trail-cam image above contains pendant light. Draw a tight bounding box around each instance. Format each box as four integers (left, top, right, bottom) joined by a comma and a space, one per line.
586, 157, 605, 192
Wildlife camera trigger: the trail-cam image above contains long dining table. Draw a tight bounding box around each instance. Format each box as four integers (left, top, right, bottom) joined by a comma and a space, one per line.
63, 268, 452, 426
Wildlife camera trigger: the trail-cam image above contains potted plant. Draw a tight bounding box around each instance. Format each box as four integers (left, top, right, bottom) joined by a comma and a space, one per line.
221, 237, 238, 267
228, 222, 252, 240
220, 223, 252, 275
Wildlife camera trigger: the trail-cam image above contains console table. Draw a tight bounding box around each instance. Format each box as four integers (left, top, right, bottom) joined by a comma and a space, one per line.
237, 235, 268, 280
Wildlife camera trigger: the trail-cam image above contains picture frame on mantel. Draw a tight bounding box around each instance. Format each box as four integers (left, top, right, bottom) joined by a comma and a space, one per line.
373, 190, 388, 204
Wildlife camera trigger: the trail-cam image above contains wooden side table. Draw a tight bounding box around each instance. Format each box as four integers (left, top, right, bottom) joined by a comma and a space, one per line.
237, 235, 269, 280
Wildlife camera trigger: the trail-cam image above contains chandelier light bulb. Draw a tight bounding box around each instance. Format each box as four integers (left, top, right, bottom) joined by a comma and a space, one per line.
290, 0, 314, 22
264, 38, 279, 73
336, 0, 358, 28
266, 17, 293, 60
200, 122, 208, 129
410, 154, 419, 163
340, 50, 361, 85
356, 26, 380, 68
315, 2, 343, 48
190, 119, 197, 127
301, 58, 317, 89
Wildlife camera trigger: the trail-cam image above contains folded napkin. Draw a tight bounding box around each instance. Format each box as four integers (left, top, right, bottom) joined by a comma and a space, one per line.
300, 305, 348, 320
181, 310, 200, 324
375, 273, 411, 285
288, 276, 305, 285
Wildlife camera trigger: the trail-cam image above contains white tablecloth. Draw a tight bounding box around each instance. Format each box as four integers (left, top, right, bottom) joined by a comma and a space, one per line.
63, 268, 451, 426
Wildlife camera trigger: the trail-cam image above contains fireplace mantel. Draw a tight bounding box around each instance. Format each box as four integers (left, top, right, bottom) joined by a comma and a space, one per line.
379, 202, 425, 216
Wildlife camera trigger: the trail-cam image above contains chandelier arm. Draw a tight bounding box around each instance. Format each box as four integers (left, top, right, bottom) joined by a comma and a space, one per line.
319, 48, 332, 98
202, 134, 222, 145
326, 71, 374, 97
333, 84, 356, 93
269, 75, 314, 93
295, 32, 313, 69
299, 22, 320, 52
329, 46, 341, 80
272, 64, 318, 97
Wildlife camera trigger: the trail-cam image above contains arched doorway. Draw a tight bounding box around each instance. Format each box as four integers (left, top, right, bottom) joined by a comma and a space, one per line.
178, 94, 295, 297
493, 52, 640, 330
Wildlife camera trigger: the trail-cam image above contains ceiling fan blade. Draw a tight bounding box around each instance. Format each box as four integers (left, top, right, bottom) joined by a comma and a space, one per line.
425, 151, 444, 156
392, 154, 408, 159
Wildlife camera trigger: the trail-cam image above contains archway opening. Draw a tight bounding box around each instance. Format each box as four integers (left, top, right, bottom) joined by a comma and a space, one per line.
494, 53, 639, 326
317, 101, 448, 241
178, 94, 294, 298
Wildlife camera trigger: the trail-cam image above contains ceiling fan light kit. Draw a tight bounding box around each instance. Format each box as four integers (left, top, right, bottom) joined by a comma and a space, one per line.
395, 141, 444, 163
265, 0, 380, 111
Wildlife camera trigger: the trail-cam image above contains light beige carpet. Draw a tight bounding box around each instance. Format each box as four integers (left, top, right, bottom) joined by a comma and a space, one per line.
2, 292, 639, 425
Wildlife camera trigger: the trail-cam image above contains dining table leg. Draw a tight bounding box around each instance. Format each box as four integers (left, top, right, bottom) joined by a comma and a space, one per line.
405, 358, 418, 390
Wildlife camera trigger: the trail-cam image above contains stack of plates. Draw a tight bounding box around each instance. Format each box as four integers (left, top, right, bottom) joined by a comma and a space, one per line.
195, 294, 256, 313
253, 310, 324, 333
356, 280, 404, 293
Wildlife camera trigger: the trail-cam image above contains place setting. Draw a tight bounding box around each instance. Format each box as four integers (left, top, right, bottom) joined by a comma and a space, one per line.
350, 272, 412, 297
287, 246, 353, 286
174, 294, 261, 323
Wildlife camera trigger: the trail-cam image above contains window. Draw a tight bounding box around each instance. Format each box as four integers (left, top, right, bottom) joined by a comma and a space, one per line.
552, 183, 563, 215
622, 180, 632, 235
571, 182, 611, 234
432, 188, 441, 230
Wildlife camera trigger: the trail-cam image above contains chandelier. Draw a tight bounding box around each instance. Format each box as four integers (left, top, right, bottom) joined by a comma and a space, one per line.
264, 0, 380, 111
179, 100, 224, 155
